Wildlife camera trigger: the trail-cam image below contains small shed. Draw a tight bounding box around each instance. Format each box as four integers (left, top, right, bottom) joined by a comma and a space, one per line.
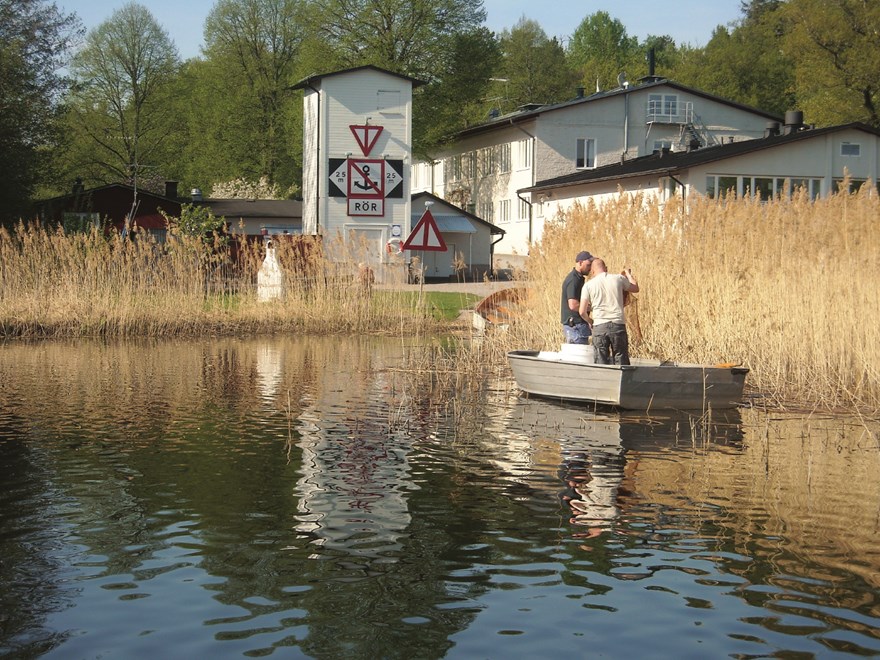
409, 192, 504, 282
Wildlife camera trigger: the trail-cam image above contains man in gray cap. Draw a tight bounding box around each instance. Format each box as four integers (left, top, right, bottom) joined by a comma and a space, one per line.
560, 250, 594, 344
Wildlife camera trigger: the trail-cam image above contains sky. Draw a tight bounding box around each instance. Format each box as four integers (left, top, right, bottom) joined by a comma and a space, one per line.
58, 0, 745, 61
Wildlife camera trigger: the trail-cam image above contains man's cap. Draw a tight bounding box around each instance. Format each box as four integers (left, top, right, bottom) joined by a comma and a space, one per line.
575, 251, 593, 262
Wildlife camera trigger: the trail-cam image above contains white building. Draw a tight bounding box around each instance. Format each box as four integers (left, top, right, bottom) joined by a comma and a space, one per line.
521, 119, 880, 211
412, 77, 781, 262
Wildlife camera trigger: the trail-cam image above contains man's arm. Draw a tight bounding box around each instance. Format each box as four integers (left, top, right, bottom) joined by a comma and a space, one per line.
623, 268, 639, 293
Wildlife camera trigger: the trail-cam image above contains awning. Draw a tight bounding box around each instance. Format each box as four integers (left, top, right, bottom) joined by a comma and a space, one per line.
411, 213, 476, 234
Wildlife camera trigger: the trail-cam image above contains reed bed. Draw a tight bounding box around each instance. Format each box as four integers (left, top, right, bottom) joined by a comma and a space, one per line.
0, 223, 441, 338
472, 187, 880, 413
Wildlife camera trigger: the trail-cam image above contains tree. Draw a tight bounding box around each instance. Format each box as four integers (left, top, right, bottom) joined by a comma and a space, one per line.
497, 18, 579, 109
413, 27, 501, 154
64, 2, 180, 191
0, 0, 80, 223
312, 0, 485, 79
781, 0, 880, 127
673, 4, 794, 117
567, 12, 639, 92
196, 0, 307, 192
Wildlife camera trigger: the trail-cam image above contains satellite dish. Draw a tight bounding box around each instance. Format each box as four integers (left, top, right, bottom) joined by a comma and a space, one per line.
617, 72, 628, 88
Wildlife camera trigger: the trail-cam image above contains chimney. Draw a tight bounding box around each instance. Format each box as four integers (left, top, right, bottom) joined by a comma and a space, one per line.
783, 110, 804, 135
165, 181, 178, 199
576, 86, 585, 98
764, 121, 781, 138
191, 188, 203, 202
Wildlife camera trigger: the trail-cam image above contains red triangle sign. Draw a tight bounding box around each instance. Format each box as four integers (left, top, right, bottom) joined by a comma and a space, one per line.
349, 124, 383, 156
403, 209, 447, 252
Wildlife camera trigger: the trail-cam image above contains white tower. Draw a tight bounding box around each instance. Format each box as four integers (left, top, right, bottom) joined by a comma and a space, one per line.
293, 65, 423, 278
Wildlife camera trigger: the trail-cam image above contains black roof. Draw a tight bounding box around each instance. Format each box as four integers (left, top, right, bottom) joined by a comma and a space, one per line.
291, 65, 425, 91
198, 198, 302, 219
456, 79, 782, 141
521, 123, 880, 194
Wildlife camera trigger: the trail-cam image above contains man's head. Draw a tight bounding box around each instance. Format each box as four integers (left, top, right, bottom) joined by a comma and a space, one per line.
590, 258, 607, 275
575, 251, 593, 274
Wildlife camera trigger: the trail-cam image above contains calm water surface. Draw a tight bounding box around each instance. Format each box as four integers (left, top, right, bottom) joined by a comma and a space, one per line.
1, 336, 878, 658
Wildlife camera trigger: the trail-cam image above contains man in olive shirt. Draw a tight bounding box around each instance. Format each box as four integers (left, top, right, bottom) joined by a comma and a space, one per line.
579, 258, 639, 364
560, 251, 594, 344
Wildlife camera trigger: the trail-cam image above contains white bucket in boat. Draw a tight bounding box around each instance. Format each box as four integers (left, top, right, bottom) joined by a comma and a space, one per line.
560, 343, 595, 363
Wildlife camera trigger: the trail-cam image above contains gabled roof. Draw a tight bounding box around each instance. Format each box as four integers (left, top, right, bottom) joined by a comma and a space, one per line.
521, 123, 880, 194
455, 78, 782, 141
40, 182, 178, 204
291, 65, 425, 91
412, 191, 505, 235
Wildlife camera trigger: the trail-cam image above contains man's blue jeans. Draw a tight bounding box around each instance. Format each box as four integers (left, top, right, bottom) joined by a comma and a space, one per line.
562, 322, 591, 345
592, 322, 630, 365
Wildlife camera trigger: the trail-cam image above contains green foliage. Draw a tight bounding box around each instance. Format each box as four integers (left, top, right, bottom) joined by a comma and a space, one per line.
63, 3, 180, 191
567, 11, 639, 91
0, 0, 80, 224
414, 27, 502, 153
497, 18, 579, 109
780, 0, 880, 127
164, 203, 228, 245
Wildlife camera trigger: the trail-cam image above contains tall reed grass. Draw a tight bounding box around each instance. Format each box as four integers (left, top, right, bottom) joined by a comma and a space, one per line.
0, 223, 440, 338
478, 187, 880, 412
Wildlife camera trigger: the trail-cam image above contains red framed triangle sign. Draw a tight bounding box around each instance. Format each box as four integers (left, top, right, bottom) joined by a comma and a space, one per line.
349, 124, 383, 156
403, 209, 447, 251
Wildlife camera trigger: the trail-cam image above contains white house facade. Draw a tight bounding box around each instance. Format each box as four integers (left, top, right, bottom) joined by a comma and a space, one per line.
521, 121, 880, 214
412, 78, 782, 262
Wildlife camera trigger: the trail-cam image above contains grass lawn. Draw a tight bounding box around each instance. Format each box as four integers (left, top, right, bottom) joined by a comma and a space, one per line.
382, 291, 482, 320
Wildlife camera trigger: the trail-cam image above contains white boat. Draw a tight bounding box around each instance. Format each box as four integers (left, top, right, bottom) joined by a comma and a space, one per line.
507, 344, 749, 410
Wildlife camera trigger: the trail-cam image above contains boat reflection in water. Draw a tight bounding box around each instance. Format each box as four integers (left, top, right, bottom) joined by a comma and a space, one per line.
482, 393, 745, 541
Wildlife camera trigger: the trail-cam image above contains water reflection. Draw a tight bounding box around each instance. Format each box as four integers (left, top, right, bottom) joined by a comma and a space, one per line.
0, 337, 878, 657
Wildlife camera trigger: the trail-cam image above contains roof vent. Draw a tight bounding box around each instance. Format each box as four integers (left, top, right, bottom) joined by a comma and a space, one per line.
191, 188, 203, 201
764, 121, 781, 138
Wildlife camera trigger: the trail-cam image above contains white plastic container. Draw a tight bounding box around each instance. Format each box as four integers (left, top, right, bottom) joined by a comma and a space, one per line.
559, 342, 595, 363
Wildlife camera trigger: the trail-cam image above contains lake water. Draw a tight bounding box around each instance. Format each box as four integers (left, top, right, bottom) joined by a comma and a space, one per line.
1, 336, 879, 658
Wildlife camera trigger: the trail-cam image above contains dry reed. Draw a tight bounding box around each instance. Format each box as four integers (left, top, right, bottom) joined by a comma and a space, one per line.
0, 223, 441, 338
475, 187, 880, 413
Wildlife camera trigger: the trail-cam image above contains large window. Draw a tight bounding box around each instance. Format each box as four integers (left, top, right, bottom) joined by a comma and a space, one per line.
478, 200, 494, 222
498, 199, 510, 223
517, 139, 532, 169
499, 143, 511, 173
707, 175, 823, 200
576, 138, 595, 169
647, 94, 678, 120
841, 142, 861, 157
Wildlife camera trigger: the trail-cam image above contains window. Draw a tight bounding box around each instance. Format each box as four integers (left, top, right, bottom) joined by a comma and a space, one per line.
465, 152, 477, 179
498, 199, 510, 223
535, 200, 544, 218
479, 147, 496, 176
841, 142, 861, 157
519, 198, 530, 220
647, 94, 678, 120
746, 177, 774, 200
707, 175, 823, 200
445, 155, 462, 183
499, 143, 511, 173
576, 138, 595, 169
478, 200, 494, 222
653, 139, 673, 152
377, 90, 401, 112
517, 139, 532, 169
